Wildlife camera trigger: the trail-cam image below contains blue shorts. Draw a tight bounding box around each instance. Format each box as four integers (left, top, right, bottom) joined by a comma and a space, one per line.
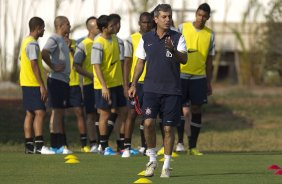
181, 78, 208, 106
68, 85, 83, 108
47, 77, 70, 109
83, 84, 96, 113
127, 83, 144, 109
22, 86, 46, 111
95, 85, 126, 110
142, 92, 181, 127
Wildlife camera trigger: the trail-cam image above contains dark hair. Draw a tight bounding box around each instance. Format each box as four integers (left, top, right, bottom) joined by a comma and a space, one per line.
97, 15, 110, 32
197, 3, 211, 15
153, 4, 172, 17
139, 12, 152, 21
86, 16, 97, 26
109, 13, 121, 23
29, 17, 44, 32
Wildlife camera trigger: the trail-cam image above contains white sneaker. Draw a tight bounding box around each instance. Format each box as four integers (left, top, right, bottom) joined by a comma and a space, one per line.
90, 144, 99, 153
39, 146, 56, 155
138, 147, 146, 154
145, 161, 158, 177
176, 143, 185, 152
160, 169, 171, 178
62, 146, 73, 154
121, 148, 131, 158
97, 144, 102, 152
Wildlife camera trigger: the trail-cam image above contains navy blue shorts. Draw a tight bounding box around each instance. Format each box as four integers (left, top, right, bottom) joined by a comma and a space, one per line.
68, 85, 84, 108
83, 84, 96, 113
142, 92, 181, 127
47, 77, 70, 109
127, 83, 144, 109
181, 78, 208, 106
22, 86, 46, 111
95, 85, 126, 109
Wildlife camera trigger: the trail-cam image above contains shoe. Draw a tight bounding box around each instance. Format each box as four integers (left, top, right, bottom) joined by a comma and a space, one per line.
176, 143, 185, 152
50, 147, 58, 153
38, 146, 56, 155
81, 146, 91, 153
130, 148, 139, 155
160, 169, 171, 178
157, 147, 164, 156
138, 147, 146, 154
103, 147, 116, 156
90, 144, 99, 153
189, 148, 203, 156
98, 144, 102, 152
121, 148, 130, 158
144, 161, 158, 177
62, 146, 73, 154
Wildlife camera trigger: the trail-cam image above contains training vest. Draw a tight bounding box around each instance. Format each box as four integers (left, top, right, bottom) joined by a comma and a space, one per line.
93, 35, 123, 89
129, 32, 146, 83
69, 39, 80, 86
181, 22, 212, 75
81, 37, 94, 85
19, 36, 45, 86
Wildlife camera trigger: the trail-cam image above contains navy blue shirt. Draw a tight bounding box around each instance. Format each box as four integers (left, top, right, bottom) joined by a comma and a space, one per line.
141, 30, 183, 95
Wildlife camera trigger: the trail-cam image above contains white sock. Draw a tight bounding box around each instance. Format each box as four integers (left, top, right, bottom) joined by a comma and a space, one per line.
146, 148, 157, 162
162, 154, 171, 170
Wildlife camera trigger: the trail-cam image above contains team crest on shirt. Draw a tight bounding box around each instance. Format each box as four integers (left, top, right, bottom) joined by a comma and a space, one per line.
145, 107, 152, 115
130, 100, 136, 105
166, 50, 172, 58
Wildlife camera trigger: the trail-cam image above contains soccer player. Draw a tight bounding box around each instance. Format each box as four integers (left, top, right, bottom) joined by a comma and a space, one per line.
122, 12, 153, 158
178, 3, 215, 155
73, 16, 100, 153
19, 17, 55, 154
64, 33, 90, 153
91, 15, 128, 155
42, 16, 72, 154
128, 4, 187, 178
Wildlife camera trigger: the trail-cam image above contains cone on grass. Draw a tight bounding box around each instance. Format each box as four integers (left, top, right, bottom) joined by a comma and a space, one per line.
65, 158, 80, 164
64, 155, 78, 160
268, 164, 280, 170
275, 169, 282, 175
133, 178, 152, 183
137, 170, 145, 176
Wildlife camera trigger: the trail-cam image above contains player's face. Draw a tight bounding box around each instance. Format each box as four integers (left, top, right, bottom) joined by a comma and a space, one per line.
113, 21, 120, 34
89, 19, 100, 36
62, 19, 71, 35
37, 24, 45, 37
154, 11, 172, 31
106, 21, 115, 35
139, 16, 152, 33
195, 9, 210, 28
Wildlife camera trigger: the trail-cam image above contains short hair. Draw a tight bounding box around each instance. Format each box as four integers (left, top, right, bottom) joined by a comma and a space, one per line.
29, 17, 44, 32
97, 15, 110, 32
86, 16, 97, 26
153, 4, 172, 17
197, 3, 211, 15
139, 12, 152, 21
109, 13, 121, 23
54, 16, 68, 30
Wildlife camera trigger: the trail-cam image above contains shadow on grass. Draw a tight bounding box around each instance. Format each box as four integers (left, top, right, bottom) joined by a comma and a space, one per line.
173, 171, 266, 178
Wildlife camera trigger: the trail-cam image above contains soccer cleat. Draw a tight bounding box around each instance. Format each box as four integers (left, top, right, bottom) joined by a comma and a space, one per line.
38, 146, 56, 155
90, 144, 99, 153
157, 147, 164, 156
138, 147, 146, 154
160, 169, 171, 178
81, 146, 91, 153
103, 147, 116, 156
144, 161, 158, 177
175, 143, 186, 152
97, 144, 102, 152
62, 146, 73, 154
121, 148, 131, 158
189, 148, 203, 156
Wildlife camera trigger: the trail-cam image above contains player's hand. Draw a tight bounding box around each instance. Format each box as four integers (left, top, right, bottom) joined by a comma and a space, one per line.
40, 85, 47, 102
102, 86, 111, 105
165, 36, 174, 52
52, 63, 65, 72
128, 85, 136, 98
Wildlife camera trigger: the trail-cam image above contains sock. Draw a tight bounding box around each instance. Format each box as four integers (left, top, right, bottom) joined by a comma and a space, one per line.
57, 133, 65, 148
25, 138, 34, 153
163, 154, 171, 170
34, 136, 44, 152
107, 113, 117, 139
100, 135, 108, 150
50, 133, 58, 148
177, 119, 185, 143
140, 121, 147, 148
95, 121, 100, 146
119, 133, 125, 150
146, 148, 157, 162
124, 138, 131, 150
189, 113, 202, 149
80, 134, 87, 147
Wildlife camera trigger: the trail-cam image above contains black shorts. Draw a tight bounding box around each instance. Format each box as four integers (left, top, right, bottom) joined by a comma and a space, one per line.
83, 84, 96, 113
127, 83, 144, 109
68, 85, 84, 108
142, 92, 181, 127
181, 78, 208, 106
94, 85, 126, 110
47, 77, 70, 109
22, 86, 46, 111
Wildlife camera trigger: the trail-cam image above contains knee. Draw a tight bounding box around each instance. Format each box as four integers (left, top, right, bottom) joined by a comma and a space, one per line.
34, 110, 45, 118
144, 121, 154, 130
163, 126, 172, 134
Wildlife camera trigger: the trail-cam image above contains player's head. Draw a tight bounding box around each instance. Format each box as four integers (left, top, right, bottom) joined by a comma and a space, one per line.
195, 3, 211, 28
97, 15, 115, 35
54, 16, 71, 35
29, 17, 45, 37
109, 13, 121, 34
86, 16, 100, 35
153, 4, 172, 30
138, 12, 153, 33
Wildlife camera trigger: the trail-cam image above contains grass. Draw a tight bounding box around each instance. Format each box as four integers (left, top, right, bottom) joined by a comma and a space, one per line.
1, 152, 282, 184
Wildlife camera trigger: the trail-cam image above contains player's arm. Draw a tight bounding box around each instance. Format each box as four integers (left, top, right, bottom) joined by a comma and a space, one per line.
123, 38, 133, 98
31, 59, 47, 101
93, 64, 110, 102
128, 58, 145, 98
74, 63, 93, 80
206, 32, 215, 96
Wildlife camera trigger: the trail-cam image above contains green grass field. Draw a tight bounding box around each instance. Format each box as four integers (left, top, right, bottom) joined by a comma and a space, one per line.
1, 152, 282, 184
